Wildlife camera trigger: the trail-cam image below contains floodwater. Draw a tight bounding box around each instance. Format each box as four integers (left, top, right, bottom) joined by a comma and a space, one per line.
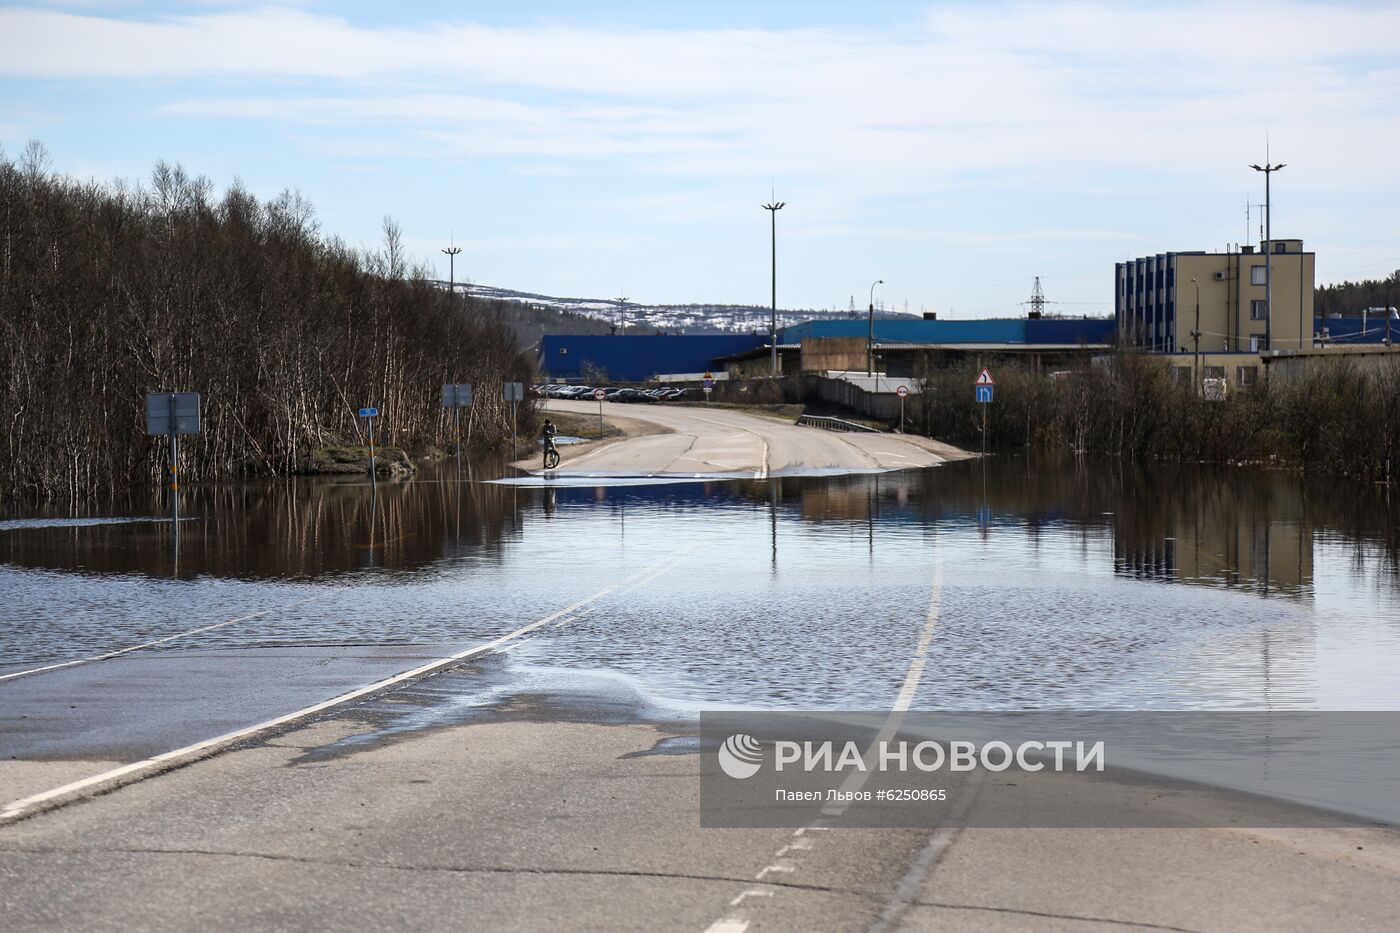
2, 457, 1398, 712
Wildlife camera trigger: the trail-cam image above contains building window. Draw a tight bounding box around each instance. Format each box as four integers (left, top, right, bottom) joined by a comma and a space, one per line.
1203, 365, 1225, 380
1237, 366, 1259, 387
1251, 266, 1267, 286
1249, 335, 1269, 352
1274, 242, 1286, 253
1173, 366, 1193, 386
559, 347, 568, 354
1250, 299, 1268, 320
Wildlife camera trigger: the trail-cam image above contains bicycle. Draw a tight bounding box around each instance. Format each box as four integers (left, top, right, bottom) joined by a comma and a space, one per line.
542, 437, 560, 470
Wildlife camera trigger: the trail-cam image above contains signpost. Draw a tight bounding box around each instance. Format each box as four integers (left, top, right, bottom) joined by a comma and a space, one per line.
974, 368, 994, 457
896, 384, 909, 432
702, 371, 714, 406
358, 406, 379, 479
441, 383, 473, 471
504, 382, 524, 454
146, 392, 201, 530
593, 387, 606, 432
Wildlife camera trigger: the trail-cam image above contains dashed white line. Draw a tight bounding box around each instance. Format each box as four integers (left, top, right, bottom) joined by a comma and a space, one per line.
700, 558, 945, 931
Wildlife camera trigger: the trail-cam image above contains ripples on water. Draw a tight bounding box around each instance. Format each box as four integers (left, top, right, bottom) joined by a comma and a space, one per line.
1, 456, 1397, 710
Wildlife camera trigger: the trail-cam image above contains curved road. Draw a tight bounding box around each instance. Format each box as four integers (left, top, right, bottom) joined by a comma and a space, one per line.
530, 401, 968, 476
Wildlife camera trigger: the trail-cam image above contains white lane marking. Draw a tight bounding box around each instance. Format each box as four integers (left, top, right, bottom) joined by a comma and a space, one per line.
702, 922, 750, 933
0, 562, 670, 824
755, 860, 797, 879
699, 557, 945, 932
0, 596, 325, 684
729, 890, 773, 907
688, 414, 769, 479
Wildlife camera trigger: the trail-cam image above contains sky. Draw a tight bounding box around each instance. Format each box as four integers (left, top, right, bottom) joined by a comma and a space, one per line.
2, 1, 1399, 317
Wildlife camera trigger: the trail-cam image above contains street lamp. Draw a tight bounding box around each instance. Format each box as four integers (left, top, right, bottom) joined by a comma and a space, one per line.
441, 239, 463, 296
1190, 278, 1201, 394
1249, 160, 1285, 352
762, 200, 786, 376
868, 279, 884, 376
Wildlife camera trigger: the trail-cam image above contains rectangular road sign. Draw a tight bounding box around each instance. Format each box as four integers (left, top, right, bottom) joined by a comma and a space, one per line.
441, 383, 473, 408
976, 385, 994, 404
503, 382, 524, 402
145, 392, 201, 436
358, 407, 378, 418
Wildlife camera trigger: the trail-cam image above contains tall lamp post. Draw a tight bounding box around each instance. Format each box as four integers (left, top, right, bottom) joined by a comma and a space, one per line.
1249, 159, 1285, 352
762, 200, 786, 376
867, 279, 884, 376
1189, 278, 1202, 394
442, 240, 463, 296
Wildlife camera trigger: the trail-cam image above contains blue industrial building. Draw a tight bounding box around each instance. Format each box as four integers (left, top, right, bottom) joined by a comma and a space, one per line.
538, 333, 764, 382
1318, 315, 1399, 344
539, 317, 1116, 383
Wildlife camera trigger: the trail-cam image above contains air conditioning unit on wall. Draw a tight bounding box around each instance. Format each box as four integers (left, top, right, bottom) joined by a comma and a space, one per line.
1213, 271, 1226, 281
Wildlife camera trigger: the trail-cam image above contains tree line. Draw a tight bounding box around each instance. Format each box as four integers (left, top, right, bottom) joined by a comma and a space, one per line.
910, 352, 1400, 484
0, 143, 535, 505
1317, 271, 1399, 316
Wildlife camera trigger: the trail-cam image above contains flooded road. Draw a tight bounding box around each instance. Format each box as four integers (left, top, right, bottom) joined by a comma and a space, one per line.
3, 457, 1398, 716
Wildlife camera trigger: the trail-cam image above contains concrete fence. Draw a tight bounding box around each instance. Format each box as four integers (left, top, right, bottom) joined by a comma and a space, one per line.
805, 372, 917, 421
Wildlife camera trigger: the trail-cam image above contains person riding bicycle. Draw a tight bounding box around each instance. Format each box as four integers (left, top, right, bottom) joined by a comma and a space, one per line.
541, 419, 559, 466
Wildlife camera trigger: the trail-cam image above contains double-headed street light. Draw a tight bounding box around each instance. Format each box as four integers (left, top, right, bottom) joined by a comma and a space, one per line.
762, 200, 786, 376
442, 241, 463, 295
867, 279, 884, 376
1249, 160, 1285, 352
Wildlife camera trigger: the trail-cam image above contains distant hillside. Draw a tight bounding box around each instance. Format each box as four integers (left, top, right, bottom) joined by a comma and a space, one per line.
454, 283, 919, 336
460, 292, 648, 349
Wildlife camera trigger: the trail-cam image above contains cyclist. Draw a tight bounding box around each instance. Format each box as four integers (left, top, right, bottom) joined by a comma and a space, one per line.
541, 419, 559, 468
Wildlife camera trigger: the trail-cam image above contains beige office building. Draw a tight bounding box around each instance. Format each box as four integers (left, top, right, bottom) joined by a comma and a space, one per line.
1115, 240, 1315, 356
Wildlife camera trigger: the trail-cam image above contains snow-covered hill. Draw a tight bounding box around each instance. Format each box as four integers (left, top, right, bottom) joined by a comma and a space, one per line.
450, 283, 916, 335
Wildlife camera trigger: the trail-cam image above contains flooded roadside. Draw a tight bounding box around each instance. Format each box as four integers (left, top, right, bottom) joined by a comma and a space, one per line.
2, 456, 1398, 712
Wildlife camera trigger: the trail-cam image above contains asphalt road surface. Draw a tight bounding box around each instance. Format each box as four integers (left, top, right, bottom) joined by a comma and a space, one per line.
525, 400, 966, 476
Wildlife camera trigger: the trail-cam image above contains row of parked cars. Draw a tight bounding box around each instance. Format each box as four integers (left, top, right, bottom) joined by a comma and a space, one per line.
533, 384, 702, 404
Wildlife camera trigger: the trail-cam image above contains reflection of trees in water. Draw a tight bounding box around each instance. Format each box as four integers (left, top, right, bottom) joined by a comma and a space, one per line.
0, 466, 527, 580
754, 457, 1400, 598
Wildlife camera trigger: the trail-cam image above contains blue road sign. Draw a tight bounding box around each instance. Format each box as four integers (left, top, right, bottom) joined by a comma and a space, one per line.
976, 385, 994, 404
358, 407, 378, 418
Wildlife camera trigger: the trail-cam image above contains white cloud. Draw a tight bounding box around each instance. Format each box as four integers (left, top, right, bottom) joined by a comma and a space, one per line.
18, 2, 1382, 198
4, 2, 1399, 300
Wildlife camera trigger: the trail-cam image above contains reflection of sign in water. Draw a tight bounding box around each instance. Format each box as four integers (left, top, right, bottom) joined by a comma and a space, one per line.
977, 504, 993, 527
